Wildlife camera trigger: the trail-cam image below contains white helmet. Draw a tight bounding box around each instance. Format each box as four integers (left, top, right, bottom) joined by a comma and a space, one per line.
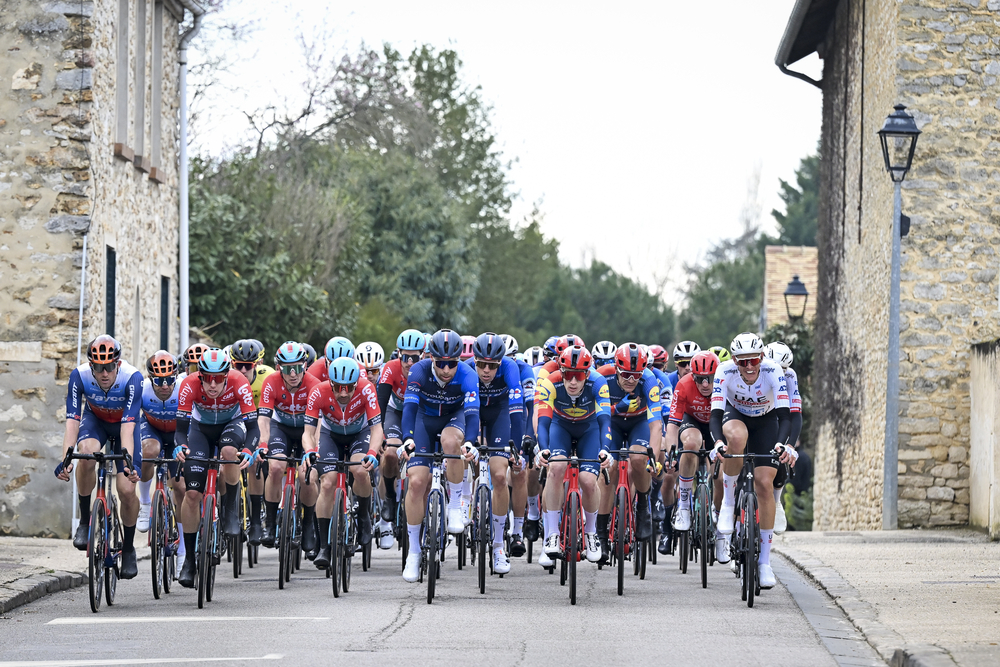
355, 342, 385, 370
730, 332, 764, 358
765, 341, 794, 369
525, 346, 545, 366
672, 340, 701, 361
591, 340, 617, 360
500, 333, 518, 358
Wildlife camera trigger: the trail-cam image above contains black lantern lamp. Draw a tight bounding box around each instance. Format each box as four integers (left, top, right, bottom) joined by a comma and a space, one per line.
784, 275, 809, 321
878, 104, 920, 183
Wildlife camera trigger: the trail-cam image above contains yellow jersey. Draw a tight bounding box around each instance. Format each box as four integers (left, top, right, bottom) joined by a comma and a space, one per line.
250, 364, 275, 407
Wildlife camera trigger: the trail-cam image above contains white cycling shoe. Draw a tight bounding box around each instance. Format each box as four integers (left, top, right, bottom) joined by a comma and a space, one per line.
758, 563, 776, 589
493, 547, 511, 574
543, 534, 561, 556
403, 552, 421, 583
774, 501, 788, 534
137, 503, 151, 533
715, 534, 731, 564
584, 533, 602, 563
672, 507, 692, 532
538, 550, 554, 568
717, 502, 735, 535
447, 507, 466, 535
377, 520, 394, 550
462, 496, 473, 526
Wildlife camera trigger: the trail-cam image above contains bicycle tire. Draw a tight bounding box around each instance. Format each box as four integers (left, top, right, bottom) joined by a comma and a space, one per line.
197, 494, 214, 609
650, 517, 658, 566
458, 530, 467, 569
526, 536, 533, 563
278, 483, 294, 589
332, 488, 343, 598
615, 487, 626, 596
342, 496, 353, 594
746, 492, 759, 608
680, 526, 689, 574
362, 540, 371, 571
569, 492, 579, 606
88, 500, 105, 613
477, 485, 489, 595
151, 491, 164, 599
697, 483, 709, 588
559, 555, 566, 585
427, 491, 441, 604
638, 532, 647, 580
399, 486, 408, 573
105, 498, 121, 607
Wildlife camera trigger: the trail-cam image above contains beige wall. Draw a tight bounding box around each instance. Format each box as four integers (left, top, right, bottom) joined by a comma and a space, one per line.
763, 245, 818, 329
969, 342, 1000, 538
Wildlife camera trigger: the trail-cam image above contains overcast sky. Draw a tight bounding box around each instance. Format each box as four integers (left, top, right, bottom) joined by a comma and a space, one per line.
190, 1, 824, 306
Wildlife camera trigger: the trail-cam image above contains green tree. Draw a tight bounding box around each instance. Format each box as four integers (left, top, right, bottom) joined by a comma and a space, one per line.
771, 150, 819, 247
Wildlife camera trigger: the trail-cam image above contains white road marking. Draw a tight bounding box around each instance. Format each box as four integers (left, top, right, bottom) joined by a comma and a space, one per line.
0, 655, 282, 667
46, 616, 327, 625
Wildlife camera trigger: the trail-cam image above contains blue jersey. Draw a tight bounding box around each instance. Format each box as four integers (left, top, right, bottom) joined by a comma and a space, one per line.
651, 367, 671, 419
599, 366, 662, 424
66, 361, 143, 424
516, 358, 536, 439
465, 357, 525, 447
140, 378, 179, 432
402, 359, 480, 442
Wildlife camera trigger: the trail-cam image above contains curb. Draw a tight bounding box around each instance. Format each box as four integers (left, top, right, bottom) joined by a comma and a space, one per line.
775, 545, 959, 667
0, 570, 85, 614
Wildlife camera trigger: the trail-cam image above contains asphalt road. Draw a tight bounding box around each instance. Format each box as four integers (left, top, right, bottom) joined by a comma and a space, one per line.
0, 539, 848, 667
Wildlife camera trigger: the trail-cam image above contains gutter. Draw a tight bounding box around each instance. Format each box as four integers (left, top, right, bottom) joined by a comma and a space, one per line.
775, 0, 822, 89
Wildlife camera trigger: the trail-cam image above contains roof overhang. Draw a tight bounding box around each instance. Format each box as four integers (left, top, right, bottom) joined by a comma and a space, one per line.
774, 0, 840, 88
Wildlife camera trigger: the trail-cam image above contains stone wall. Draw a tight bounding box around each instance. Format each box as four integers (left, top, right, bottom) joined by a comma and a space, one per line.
0, 0, 182, 537
762, 245, 818, 329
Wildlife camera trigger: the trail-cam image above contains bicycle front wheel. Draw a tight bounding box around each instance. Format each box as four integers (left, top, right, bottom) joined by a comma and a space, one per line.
151, 491, 165, 599
197, 494, 214, 609
568, 493, 580, 606
88, 500, 106, 613
426, 491, 441, 604
105, 499, 121, 606
341, 499, 353, 594
745, 492, 759, 608
278, 483, 294, 589
332, 489, 343, 598
477, 485, 490, 595
697, 483, 710, 589
615, 487, 626, 596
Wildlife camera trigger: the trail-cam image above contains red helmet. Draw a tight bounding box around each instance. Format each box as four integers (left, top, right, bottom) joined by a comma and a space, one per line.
690, 350, 720, 376
88, 335, 121, 364
556, 334, 585, 355
184, 343, 210, 365
558, 345, 592, 372
615, 343, 648, 373
146, 350, 177, 377
648, 344, 668, 366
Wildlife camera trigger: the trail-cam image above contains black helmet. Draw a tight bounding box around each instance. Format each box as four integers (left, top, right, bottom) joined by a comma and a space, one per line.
301, 343, 317, 366
473, 332, 505, 362
230, 339, 263, 363
429, 329, 463, 360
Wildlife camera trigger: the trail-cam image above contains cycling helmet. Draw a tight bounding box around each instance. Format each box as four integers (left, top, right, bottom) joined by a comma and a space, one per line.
647, 344, 668, 367
557, 334, 585, 355
355, 341, 385, 370
146, 350, 176, 377
690, 350, 720, 376
302, 343, 318, 366
422, 333, 433, 352
672, 340, 701, 361
765, 341, 794, 369
389, 349, 399, 361
429, 329, 463, 360
708, 345, 731, 363
559, 345, 592, 372
542, 336, 559, 359
500, 334, 518, 357
250, 339, 266, 362
473, 332, 506, 362
184, 343, 210, 366
87, 335, 122, 364
325, 336, 355, 362
730, 332, 764, 357
615, 342, 648, 373
329, 357, 361, 384
525, 346, 545, 366
274, 341, 307, 365
198, 348, 231, 374
230, 339, 263, 364
460, 335, 476, 360
396, 329, 425, 352
592, 340, 617, 362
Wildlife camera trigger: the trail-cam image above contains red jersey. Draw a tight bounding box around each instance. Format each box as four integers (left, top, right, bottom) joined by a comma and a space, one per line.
668, 373, 713, 425
377, 359, 408, 411
306, 358, 328, 383
258, 372, 319, 429
177, 370, 256, 425
305, 380, 381, 437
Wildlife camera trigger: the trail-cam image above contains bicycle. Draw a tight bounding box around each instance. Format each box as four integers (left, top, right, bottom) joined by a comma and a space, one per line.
145, 456, 180, 599
321, 457, 364, 598
722, 450, 777, 608
268, 454, 309, 589
470, 442, 516, 595
56, 448, 130, 613
604, 446, 658, 595
676, 448, 718, 589
226, 473, 247, 579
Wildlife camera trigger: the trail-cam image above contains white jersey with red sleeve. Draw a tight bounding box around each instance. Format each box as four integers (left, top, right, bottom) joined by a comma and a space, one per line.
784, 367, 801, 414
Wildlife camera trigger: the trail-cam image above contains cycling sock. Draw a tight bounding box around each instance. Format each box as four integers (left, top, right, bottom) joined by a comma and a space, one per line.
138, 479, 152, 505
512, 516, 524, 536
773, 487, 783, 504
78, 494, 91, 524
448, 482, 464, 509
492, 514, 506, 545
265, 500, 279, 526
183, 532, 197, 561
176, 523, 185, 555
225, 484, 239, 511
543, 511, 560, 538
722, 474, 738, 506
759, 529, 773, 565
250, 494, 262, 525
462, 476, 473, 497
318, 518, 331, 548
407, 524, 422, 555
123, 524, 136, 551
678, 476, 694, 505
584, 511, 597, 534
596, 513, 610, 537
527, 495, 540, 520
383, 476, 396, 502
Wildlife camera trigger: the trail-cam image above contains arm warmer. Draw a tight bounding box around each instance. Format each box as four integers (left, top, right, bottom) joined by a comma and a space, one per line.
537, 415, 552, 451
377, 383, 393, 418
775, 407, 792, 446
174, 416, 190, 448
597, 413, 611, 452
709, 408, 725, 445
789, 411, 803, 448
402, 401, 417, 441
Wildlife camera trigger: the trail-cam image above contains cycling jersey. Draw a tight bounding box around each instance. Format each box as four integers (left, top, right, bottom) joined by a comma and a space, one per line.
535, 368, 611, 423
668, 373, 712, 425
66, 361, 143, 424
464, 356, 525, 448
401, 359, 481, 442
140, 378, 178, 432
248, 364, 275, 407
535, 359, 559, 383
710, 359, 789, 418
176, 370, 257, 426
258, 372, 319, 428
597, 365, 661, 423
785, 367, 801, 414
305, 380, 381, 437
661, 369, 680, 411
377, 359, 408, 412
516, 357, 536, 439
306, 358, 329, 383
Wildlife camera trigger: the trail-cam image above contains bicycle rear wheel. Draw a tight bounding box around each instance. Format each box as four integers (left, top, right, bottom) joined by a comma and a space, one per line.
615, 487, 626, 596
745, 492, 759, 608
342, 501, 353, 593
151, 491, 165, 599
427, 491, 441, 604
568, 493, 580, 606
680, 527, 689, 574
105, 500, 121, 606
697, 483, 710, 588
206, 513, 219, 602
278, 483, 294, 589
332, 489, 343, 598
197, 494, 214, 609
477, 485, 490, 594
88, 501, 105, 613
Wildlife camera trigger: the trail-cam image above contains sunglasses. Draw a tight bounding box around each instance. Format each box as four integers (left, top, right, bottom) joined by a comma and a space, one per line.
233, 362, 255, 372
201, 373, 227, 385
676, 361, 690, 369
618, 370, 643, 381
434, 359, 459, 369
333, 382, 357, 393
90, 362, 117, 374
475, 360, 500, 370
562, 370, 587, 382
400, 353, 421, 363
693, 374, 713, 384
151, 376, 176, 387
736, 356, 762, 368
280, 363, 304, 375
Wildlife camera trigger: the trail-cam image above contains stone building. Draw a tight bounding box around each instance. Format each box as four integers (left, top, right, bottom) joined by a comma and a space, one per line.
761, 245, 819, 331
0, 0, 191, 536
776, 1, 1000, 530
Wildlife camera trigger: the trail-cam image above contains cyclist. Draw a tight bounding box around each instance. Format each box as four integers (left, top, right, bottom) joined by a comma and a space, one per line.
258, 342, 320, 551
304, 357, 383, 568
595, 343, 663, 553
710, 332, 796, 589
231, 339, 274, 406
765, 341, 802, 534
525, 346, 545, 368
659, 340, 700, 547
355, 341, 385, 384
534, 345, 614, 563
467, 333, 526, 574
307, 336, 355, 383
591, 340, 617, 369
397, 329, 480, 583
173, 348, 262, 588
302, 343, 318, 368
541, 336, 559, 363
535, 334, 585, 383
56, 335, 142, 579
375, 329, 425, 548
502, 333, 536, 556
182, 343, 210, 376
460, 335, 476, 361
708, 345, 732, 364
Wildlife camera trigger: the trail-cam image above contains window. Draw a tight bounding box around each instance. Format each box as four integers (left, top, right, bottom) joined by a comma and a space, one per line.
160, 276, 169, 350
114, 0, 132, 161
133, 0, 149, 171
105, 246, 116, 336
149, 1, 164, 182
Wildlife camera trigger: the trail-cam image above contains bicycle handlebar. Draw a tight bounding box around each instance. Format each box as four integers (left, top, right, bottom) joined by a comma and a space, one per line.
54, 449, 132, 477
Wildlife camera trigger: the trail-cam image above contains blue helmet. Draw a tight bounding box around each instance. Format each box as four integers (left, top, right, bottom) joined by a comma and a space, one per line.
329, 357, 361, 384
473, 332, 505, 362
325, 336, 355, 362
543, 336, 559, 359
274, 341, 306, 365
198, 348, 231, 374
429, 329, 463, 360
396, 329, 425, 352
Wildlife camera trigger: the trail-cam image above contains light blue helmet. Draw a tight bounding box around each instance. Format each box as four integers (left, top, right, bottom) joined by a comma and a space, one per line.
396, 329, 425, 353
325, 336, 355, 362
198, 348, 230, 374
329, 357, 361, 384
274, 341, 306, 365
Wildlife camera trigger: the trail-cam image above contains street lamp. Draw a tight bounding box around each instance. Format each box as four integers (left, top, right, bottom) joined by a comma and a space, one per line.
877, 104, 920, 531
783, 275, 809, 321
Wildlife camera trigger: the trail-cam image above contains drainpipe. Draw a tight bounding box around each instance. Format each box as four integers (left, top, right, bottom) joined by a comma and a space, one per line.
71, 232, 88, 534
177, 0, 205, 353
774, 0, 823, 89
